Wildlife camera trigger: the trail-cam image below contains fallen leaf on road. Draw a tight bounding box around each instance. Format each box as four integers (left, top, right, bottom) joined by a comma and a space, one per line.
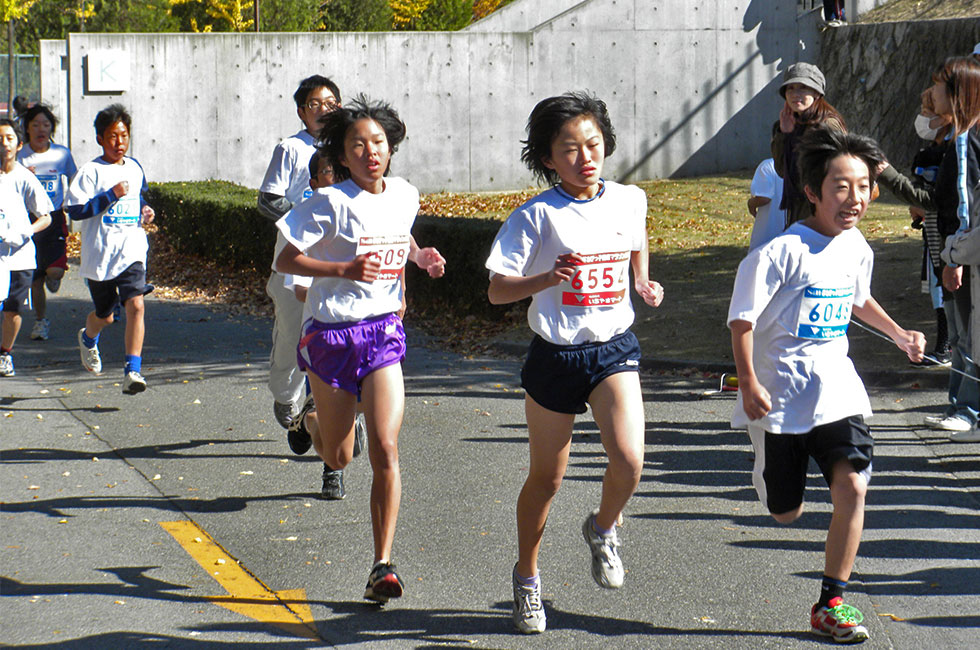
240, 471, 253, 475
878, 613, 906, 621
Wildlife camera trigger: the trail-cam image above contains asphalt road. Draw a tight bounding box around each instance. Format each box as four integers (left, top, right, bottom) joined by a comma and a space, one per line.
1, 272, 978, 648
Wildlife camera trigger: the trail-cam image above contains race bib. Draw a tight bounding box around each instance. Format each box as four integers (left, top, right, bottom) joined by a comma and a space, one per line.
356, 235, 410, 282
103, 196, 140, 225
36, 174, 59, 200
796, 286, 853, 339
562, 251, 630, 307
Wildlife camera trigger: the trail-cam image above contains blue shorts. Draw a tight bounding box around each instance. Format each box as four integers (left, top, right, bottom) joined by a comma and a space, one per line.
2, 270, 33, 312
521, 330, 641, 414
87, 262, 148, 319
297, 312, 406, 398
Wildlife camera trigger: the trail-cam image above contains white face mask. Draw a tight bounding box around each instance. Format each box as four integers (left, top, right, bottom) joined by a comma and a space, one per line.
914, 114, 940, 141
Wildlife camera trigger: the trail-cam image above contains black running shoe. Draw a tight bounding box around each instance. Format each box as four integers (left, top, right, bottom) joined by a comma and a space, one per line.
321, 465, 345, 500
352, 413, 367, 458
287, 395, 315, 454
364, 562, 404, 603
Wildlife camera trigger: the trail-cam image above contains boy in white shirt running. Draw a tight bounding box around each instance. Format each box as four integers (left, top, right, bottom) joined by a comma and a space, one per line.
65, 104, 155, 395
1, 119, 53, 377
485, 92, 664, 634
728, 127, 925, 644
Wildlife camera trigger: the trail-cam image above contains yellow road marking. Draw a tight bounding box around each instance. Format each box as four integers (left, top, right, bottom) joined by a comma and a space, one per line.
160, 520, 318, 640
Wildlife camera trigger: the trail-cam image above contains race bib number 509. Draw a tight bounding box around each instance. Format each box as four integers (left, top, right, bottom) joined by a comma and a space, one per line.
562, 251, 630, 307
356, 235, 410, 282
796, 286, 853, 340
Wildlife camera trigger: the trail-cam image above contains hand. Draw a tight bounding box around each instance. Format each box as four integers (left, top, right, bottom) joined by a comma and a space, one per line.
739, 375, 772, 421
909, 205, 925, 219
747, 198, 758, 217
141, 205, 155, 225
898, 329, 926, 363
548, 252, 584, 286
943, 265, 963, 292
112, 181, 129, 198
343, 254, 381, 282
635, 279, 664, 307
415, 246, 446, 278
778, 103, 796, 134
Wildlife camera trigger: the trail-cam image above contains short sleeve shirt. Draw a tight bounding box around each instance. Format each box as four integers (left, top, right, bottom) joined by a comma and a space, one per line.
0, 163, 54, 270
727, 223, 874, 433
276, 177, 419, 324
260, 130, 317, 206
17, 142, 77, 210
64, 157, 149, 281
485, 181, 647, 345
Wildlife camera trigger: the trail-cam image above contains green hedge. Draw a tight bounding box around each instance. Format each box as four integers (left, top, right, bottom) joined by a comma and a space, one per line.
148, 181, 517, 319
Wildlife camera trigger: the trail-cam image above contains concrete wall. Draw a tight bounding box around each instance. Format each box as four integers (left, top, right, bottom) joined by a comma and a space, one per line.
821, 18, 980, 173
41, 0, 818, 192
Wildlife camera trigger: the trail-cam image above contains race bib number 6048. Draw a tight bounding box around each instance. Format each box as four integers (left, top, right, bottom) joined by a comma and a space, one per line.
796, 286, 853, 340
562, 251, 630, 307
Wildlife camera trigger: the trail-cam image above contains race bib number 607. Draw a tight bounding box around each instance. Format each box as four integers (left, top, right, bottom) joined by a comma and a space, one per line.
796, 286, 853, 339
562, 251, 630, 307
356, 235, 410, 282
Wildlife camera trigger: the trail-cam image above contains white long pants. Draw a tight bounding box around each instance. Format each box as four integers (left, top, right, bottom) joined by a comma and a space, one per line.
265, 271, 306, 407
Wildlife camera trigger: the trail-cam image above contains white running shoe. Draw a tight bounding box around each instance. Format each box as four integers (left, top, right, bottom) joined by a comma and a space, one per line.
512, 566, 546, 633
30, 318, 50, 341
77, 328, 102, 374
582, 511, 624, 589
925, 415, 971, 432
0, 353, 14, 377
949, 428, 980, 443
123, 371, 147, 395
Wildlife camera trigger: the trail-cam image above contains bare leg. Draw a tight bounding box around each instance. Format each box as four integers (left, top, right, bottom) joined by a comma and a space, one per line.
824, 458, 867, 581
305, 371, 358, 469
2, 312, 22, 350
515, 394, 574, 579
31, 278, 46, 320
588, 372, 646, 531
123, 295, 145, 357
85, 310, 113, 339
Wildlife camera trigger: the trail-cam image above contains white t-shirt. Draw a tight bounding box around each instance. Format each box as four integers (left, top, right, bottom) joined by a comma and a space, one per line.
276, 177, 419, 324
748, 158, 786, 251
260, 129, 317, 206
485, 181, 647, 346
0, 163, 54, 271
727, 222, 874, 433
64, 157, 149, 281
17, 142, 77, 210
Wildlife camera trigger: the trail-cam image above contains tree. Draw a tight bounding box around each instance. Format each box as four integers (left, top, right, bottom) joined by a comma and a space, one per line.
1, 0, 38, 116
259, 0, 319, 32
389, 0, 429, 30
416, 0, 471, 31
318, 0, 392, 32
204, 0, 254, 31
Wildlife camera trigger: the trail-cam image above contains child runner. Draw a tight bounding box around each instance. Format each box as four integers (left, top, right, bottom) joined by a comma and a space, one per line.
259, 75, 341, 431
276, 96, 444, 602
0, 119, 53, 376
747, 157, 786, 251
729, 127, 925, 644
16, 104, 76, 342
64, 104, 155, 395
485, 91, 664, 634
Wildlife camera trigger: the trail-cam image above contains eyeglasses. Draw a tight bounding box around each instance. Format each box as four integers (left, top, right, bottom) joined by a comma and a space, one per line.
305, 99, 337, 110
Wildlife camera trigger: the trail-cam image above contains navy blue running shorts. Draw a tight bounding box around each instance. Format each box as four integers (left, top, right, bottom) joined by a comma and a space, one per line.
521, 330, 641, 415
2, 270, 33, 312
87, 262, 148, 319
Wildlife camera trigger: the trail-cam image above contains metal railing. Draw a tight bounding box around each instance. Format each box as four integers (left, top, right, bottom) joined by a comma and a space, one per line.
0, 54, 41, 110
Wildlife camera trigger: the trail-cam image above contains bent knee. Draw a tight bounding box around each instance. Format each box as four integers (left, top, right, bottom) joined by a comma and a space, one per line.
771, 505, 803, 524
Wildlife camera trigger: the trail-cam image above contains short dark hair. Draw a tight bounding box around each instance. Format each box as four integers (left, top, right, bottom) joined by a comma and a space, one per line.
94, 103, 131, 136
797, 126, 886, 207
22, 104, 58, 136
0, 118, 24, 144
316, 95, 406, 183
293, 75, 342, 108
520, 91, 616, 186
308, 150, 332, 179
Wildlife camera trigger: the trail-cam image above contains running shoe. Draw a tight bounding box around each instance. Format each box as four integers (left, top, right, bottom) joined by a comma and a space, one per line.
810, 596, 870, 643
44, 275, 61, 293
286, 395, 315, 454
582, 510, 624, 588
353, 412, 367, 458
274, 399, 297, 429
320, 465, 345, 500
364, 561, 404, 603
512, 565, 546, 633
77, 328, 102, 374
30, 318, 50, 341
0, 353, 14, 377
123, 371, 147, 395
949, 428, 980, 443
924, 415, 971, 432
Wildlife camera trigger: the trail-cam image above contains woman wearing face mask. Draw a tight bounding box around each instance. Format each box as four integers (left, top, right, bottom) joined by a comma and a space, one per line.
771, 62, 847, 227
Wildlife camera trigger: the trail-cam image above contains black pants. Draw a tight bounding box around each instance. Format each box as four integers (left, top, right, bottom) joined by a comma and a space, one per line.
823, 0, 844, 20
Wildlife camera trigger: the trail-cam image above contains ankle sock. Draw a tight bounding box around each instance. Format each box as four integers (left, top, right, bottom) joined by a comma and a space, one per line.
818, 575, 847, 608
1, 347, 10, 355
514, 569, 539, 588
81, 330, 98, 348
592, 516, 614, 537
124, 355, 142, 374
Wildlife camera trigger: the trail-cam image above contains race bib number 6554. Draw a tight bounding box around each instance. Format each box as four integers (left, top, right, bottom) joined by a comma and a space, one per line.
562, 251, 630, 307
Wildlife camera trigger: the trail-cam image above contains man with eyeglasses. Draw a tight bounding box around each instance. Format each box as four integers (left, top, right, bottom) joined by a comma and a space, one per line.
258, 75, 342, 434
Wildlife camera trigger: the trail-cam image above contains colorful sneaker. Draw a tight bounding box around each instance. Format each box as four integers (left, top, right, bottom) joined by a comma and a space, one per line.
582, 510, 624, 588
811, 597, 869, 643
364, 562, 404, 603
0, 353, 15, 377
286, 395, 315, 455
44, 275, 61, 293
512, 565, 546, 634
30, 318, 50, 341
77, 328, 102, 374
123, 371, 147, 395
353, 412, 367, 458
320, 465, 345, 500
